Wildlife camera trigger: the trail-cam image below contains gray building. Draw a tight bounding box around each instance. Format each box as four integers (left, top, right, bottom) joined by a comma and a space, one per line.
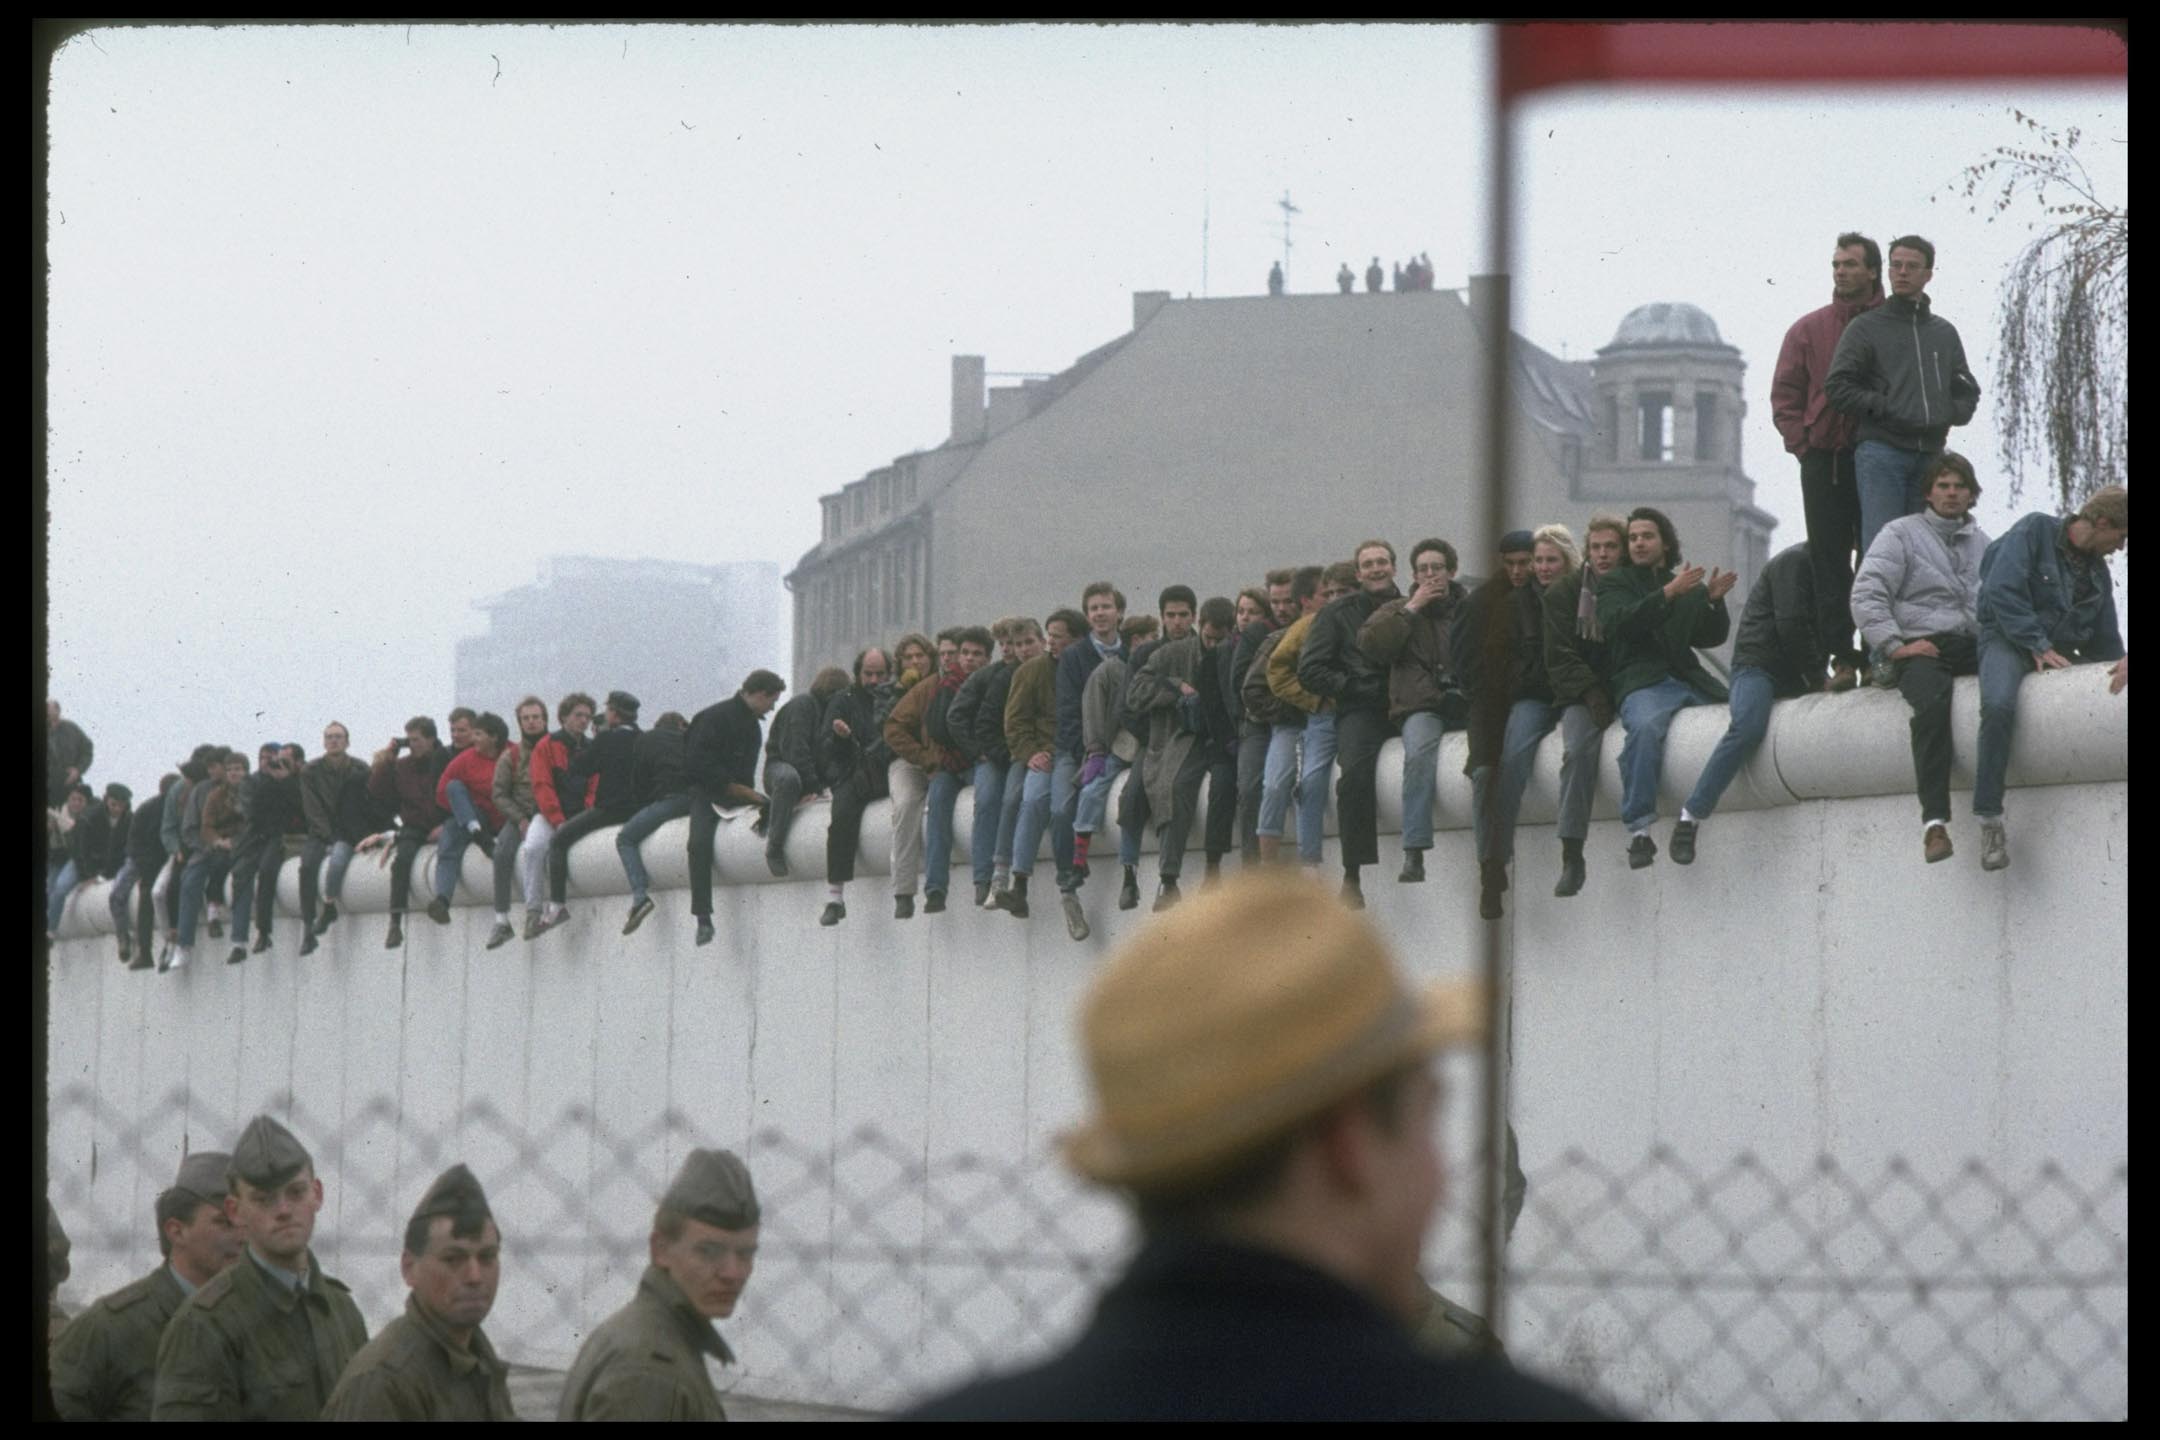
786, 283, 1775, 680
458, 556, 782, 720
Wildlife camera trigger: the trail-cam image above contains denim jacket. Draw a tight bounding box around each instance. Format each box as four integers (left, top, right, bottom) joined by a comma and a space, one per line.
1978, 512, 2125, 662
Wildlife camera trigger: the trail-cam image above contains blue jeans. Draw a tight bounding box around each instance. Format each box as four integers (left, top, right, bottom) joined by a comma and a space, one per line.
1048, 753, 1080, 888
177, 849, 230, 947
1618, 678, 1716, 833
46, 858, 80, 935
1684, 666, 1776, 820
433, 779, 490, 903
1257, 724, 1303, 838
107, 857, 138, 932
970, 759, 1008, 885
300, 838, 355, 931
1075, 754, 1124, 835
925, 769, 967, 895
616, 793, 693, 904
1399, 712, 1451, 852
1010, 764, 1055, 877
1296, 710, 1339, 864
1972, 634, 2033, 819
1855, 440, 1930, 563
1472, 699, 1562, 864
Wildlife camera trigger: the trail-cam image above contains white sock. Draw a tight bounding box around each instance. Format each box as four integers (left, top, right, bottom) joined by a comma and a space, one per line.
828, 884, 844, 901
1922, 820, 1948, 836
495, 910, 510, 925
1679, 808, 1699, 824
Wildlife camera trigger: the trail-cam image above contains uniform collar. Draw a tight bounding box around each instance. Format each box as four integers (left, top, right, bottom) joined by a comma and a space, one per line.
246, 1243, 314, 1302
638, 1263, 736, 1365
403, 1292, 504, 1379
167, 1262, 200, 1299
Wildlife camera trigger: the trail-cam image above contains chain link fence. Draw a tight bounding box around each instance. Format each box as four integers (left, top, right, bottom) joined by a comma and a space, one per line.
47, 1083, 2125, 1420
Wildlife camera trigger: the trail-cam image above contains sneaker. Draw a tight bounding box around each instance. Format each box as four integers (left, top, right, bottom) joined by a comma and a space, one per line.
522, 911, 544, 942
895, 894, 916, 920
924, 890, 947, 915
385, 920, 404, 948
1062, 892, 1091, 941
1118, 874, 1140, 911
1340, 877, 1365, 910
319, 902, 340, 929
1398, 850, 1426, 884
206, 916, 224, 940
226, 945, 248, 966
1979, 820, 2009, 872
1827, 663, 1859, 693
696, 920, 716, 946
1627, 835, 1657, 870
1152, 879, 1182, 914
298, 933, 319, 957
974, 881, 993, 909
1555, 855, 1586, 898
767, 850, 790, 878
623, 897, 656, 935
819, 901, 846, 927
251, 933, 272, 955
1669, 820, 1697, 866
1923, 824, 1953, 865
485, 922, 516, 951
427, 896, 453, 926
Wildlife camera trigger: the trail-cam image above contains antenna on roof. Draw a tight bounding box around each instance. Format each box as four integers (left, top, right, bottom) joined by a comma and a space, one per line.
1276, 190, 1302, 284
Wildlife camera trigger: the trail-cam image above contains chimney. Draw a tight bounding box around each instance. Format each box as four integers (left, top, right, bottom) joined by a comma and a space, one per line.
1467, 273, 1508, 337
1132, 290, 1171, 331
950, 355, 986, 445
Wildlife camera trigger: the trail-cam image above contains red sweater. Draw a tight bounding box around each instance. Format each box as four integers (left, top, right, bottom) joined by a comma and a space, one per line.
531, 732, 598, 826
1771, 285, 1883, 457
436, 746, 507, 831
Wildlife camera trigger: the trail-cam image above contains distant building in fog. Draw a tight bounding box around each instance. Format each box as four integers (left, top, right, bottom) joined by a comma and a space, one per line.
785, 282, 1776, 681
458, 556, 782, 717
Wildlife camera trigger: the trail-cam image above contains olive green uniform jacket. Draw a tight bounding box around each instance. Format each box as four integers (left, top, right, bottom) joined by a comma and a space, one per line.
559, 1265, 734, 1421
51, 1264, 188, 1420
321, 1292, 517, 1421
153, 1249, 369, 1421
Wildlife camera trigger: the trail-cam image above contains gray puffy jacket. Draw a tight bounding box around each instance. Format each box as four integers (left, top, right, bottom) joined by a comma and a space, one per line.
1849, 509, 1989, 652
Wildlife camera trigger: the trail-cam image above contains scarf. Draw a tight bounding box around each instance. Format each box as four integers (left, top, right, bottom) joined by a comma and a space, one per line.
1575, 566, 1603, 643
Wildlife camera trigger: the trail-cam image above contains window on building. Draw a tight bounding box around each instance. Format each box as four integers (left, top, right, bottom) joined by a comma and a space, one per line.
851, 488, 866, 525
1637, 392, 1674, 463
1695, 392, 1718, 462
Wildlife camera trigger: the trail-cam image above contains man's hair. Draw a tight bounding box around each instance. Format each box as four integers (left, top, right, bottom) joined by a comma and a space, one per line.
1837, 230, 1882, 279
1197, 596, 1237, 633
2078, 484, 2128, 530
1320, 560, 1359, 591
1081, 580, 1125, 611
1158, 584, 1197, 615
284, 743, 307, 764
741, 669, 787, 697
810, 666, 852, 701
654, 711, 689, 732
1042, 609, 1082, 640
892, 632, 934, 669
323, 721, 350, 739
989, 616, 1021, 643
404, 716, 438, 741
852, 648, 889, 683
1132, 1062, 1429, 1235
1120, 615, 1160, 644
1626, 506, 1683, 567
402, 1202, 497, 1260
1409, 537, 1459, 574
1584, 512, 1629, 546
447, 706, 477, 726
474, 712, 509, 745
1264, 567, 1296, 590
515, 694, 547, 719
558, 692, 597, 723
1238, 585, 1271, 619
957, 624, 996, 653
1924, 450, 1980, 497
154, 1189, 212, 1259
935, 627, 963, 646
1290, 565, 1324, 603
1532, 523, 1582, 576
1353, 537, 1397, 565
1888, 234, 1935, 269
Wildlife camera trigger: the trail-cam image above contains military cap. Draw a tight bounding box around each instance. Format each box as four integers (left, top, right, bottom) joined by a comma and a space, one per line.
605, 690, 642, 719
228, 1114, 313, 1190
409, 1163, 493, 1231
660, 1149, 759, 1231
170, 1150, 233, 1206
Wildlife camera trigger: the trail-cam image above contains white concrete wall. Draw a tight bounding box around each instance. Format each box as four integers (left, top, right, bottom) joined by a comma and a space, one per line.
45, 667, 2128, 1418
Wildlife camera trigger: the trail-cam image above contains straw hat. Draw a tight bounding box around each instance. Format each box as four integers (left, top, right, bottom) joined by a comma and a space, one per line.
1063, 870, 1485, 1191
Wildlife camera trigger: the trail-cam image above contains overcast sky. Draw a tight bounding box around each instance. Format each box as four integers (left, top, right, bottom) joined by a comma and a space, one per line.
43, 23, 2126, 792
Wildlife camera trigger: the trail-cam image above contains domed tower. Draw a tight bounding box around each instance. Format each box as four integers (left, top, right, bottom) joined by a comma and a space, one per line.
1583, 302, 1775, 599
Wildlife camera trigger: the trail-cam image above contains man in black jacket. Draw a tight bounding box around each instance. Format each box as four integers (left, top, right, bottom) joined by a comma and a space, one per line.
120, 777, 176, 970
904, 873, 1608, 1422
227, 745, 305, 962
1297, 539, 1403, 907
298, 722, 377, 955
1667, 543, 1822, 864
761, 667, 849, 880
816, 653, 888, 927
51, 781, 130, 941
685, 671, 785, 945
537, 692, 644, 938
614, 711, 693, 935
951, 620, 1021, 907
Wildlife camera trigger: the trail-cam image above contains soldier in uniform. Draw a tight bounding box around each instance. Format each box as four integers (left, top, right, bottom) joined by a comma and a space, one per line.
52, 1151, 243, 1420
152, 1114, 369, 1420
559, 1148, 760, 1421
322, 1164, 516, 1420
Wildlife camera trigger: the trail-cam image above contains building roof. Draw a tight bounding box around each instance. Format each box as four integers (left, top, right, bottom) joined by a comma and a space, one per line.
1602, 301, 1734, 354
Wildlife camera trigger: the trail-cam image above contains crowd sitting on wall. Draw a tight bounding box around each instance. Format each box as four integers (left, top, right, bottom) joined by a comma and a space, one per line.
43, 473, 2124, 970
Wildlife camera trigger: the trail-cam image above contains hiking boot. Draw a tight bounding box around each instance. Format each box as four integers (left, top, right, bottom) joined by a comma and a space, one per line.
251, 933, 273, 955
1555, 854, 1589, 902
1979, 820, 2009, 872
819, 902, 847, 927
427, 896, 453, 926
1669, 820, 1697, 866
1340, 876, 1366, 910
895, 894, 915, 920
319, 902, 340, 929
385, 919, 404, 948
485, 921, 516, 951
1117, 872, 1140, 912
974, 881, 992, 909
767, 850, 790, 878
995, 879, 1030, 919
1062, 892, 1091, 941
623, 896, 655, 935
1627, 835, 1657, 870
226, 945, 248, 966
696, 920, 716, 946
1923, 824, 1953, 865
298, 933, 319, 957
1152, 879, 1182, 914
1398, 850, 1426, 883
924, 890, 947, 914
1827, 663, 1859, 693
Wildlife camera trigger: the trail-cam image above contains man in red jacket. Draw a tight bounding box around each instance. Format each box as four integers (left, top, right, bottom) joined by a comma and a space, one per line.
427, 712, 508, 925
1770, 231, 1882, 693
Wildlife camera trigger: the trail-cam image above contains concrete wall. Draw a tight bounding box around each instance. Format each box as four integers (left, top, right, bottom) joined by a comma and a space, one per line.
45, 667, 2128, 1418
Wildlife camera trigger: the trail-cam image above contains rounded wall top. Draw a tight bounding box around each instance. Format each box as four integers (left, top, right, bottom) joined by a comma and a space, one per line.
1601, 302, 1734, 353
